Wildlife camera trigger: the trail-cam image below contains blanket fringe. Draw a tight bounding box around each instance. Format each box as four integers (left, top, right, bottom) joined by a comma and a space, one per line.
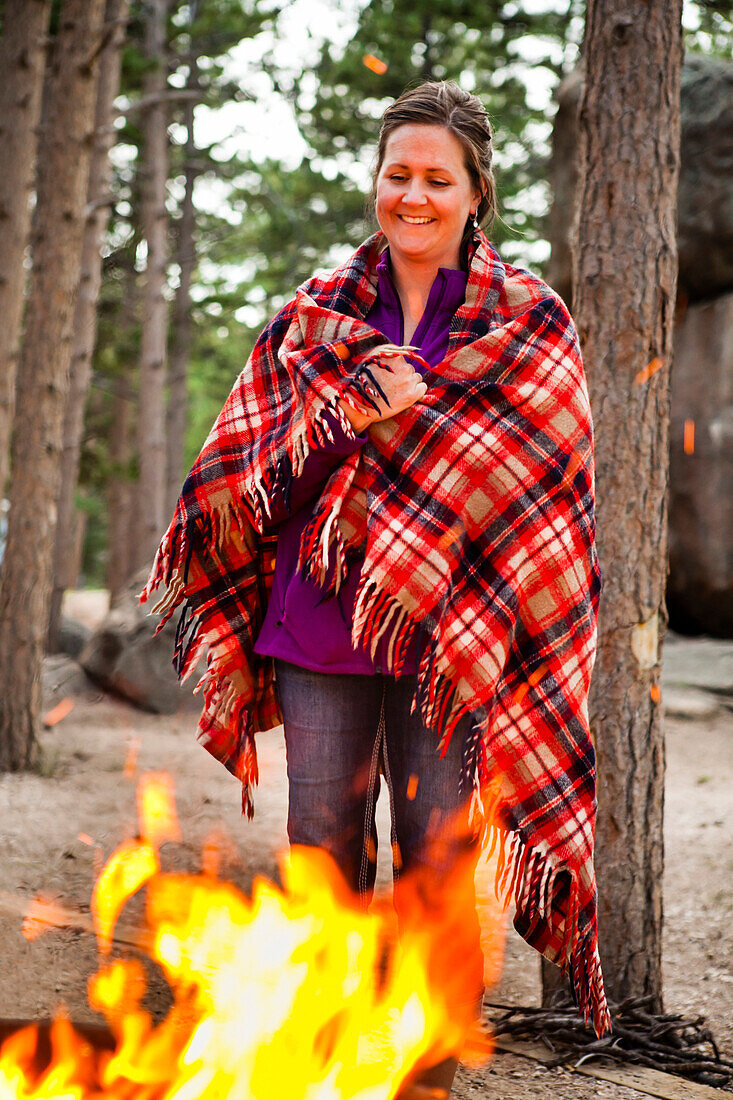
483, 817, 611, 1037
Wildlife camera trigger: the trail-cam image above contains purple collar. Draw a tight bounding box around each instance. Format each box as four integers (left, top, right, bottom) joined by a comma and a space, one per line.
375, 246, 468, 325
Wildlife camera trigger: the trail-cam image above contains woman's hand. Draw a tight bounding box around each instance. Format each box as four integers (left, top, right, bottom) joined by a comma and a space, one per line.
338, 352, 428, 434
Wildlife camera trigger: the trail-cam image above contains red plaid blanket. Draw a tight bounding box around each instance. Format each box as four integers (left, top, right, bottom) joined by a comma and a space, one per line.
141, 230, 610, 1034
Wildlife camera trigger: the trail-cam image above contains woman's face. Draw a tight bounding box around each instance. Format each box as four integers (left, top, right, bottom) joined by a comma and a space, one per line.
375, 123, 481, 271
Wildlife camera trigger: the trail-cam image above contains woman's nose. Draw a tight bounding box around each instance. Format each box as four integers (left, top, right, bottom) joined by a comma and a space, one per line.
403, 178, 428, 205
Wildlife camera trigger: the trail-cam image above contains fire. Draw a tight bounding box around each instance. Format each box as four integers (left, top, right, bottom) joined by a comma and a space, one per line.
0, 774, 503, 1099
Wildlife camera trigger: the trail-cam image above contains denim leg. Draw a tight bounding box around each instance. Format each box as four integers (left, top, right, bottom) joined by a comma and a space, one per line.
274, 658, 385, 896
381, 676, 473, 876
382, 678, 485, 1014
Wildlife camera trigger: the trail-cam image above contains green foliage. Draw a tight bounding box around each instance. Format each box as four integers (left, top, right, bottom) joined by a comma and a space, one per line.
76, 0, 731, 586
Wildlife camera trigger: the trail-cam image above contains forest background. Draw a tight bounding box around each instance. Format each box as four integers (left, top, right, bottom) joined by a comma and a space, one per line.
1, 0, 727, 607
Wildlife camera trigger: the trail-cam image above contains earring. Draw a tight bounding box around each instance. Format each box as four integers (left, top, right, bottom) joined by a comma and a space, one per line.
471, 211, 479, 229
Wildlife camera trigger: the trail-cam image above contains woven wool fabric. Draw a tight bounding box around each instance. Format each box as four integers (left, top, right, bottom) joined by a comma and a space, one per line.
141, 229, 610, 1035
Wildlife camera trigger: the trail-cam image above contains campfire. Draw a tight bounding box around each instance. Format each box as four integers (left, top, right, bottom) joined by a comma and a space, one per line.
0, 775, 504, 1099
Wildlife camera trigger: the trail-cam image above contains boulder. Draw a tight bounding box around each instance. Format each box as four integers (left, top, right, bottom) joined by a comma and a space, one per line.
79, 568, 202, 714
544, 54, 733, 306
57, 615, 91, 660
668, 292, 733, 636
42, 653, 97, 706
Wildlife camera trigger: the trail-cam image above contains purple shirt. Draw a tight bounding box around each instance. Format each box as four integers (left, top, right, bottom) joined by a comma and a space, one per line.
253, 248, 468, 676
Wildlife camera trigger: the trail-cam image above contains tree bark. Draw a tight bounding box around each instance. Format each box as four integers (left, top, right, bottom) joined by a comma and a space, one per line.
47, 0, 130, 652
132, 0, 170, 569
0, 0, 52, 497
0, 0, 105, 770
107, 378, 135, 606
552, 1, 683, 1010
107, 254, 138, 605
166, 47, 201, 518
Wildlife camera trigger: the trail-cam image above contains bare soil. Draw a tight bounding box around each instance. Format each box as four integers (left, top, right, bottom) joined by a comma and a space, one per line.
0, 591, 731, 1100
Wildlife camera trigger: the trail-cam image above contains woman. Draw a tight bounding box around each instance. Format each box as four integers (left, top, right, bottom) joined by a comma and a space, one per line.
142, 80, 610, 1085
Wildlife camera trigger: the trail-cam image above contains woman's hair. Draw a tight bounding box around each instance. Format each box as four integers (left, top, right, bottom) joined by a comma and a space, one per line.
369, 79, 497, 252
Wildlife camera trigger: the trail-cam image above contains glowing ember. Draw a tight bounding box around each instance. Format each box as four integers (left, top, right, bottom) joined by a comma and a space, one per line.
363, 53, 388, 75
1, 776, 503, 1099
123, 738, 141, 779
683, 419, 695, 455
634, 357, 664, 385
42, 698, 74, 728
650, 684, 662, 704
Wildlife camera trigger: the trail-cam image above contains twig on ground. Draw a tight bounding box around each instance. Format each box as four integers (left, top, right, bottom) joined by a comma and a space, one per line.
484, 996, 733, 1090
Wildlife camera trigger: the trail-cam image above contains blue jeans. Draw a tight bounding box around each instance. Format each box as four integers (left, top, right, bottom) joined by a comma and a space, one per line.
274, 658, 475, 898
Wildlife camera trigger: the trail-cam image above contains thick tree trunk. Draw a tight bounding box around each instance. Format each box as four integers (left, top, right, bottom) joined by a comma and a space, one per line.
0, 0, 105, 770
165, 50, 200, 518
0, 0, 52, 496
47, 0, 130, 652
552, 1, 683, 1010
133, 0, 170, 569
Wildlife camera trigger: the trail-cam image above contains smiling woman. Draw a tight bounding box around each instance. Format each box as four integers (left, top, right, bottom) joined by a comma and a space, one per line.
143, 79, 610, 1097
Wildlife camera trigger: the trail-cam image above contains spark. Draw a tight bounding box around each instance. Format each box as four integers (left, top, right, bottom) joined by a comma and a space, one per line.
634, 357, 664, 385
363, 53, 388, 75
123, 737, 141, 779
683, 419, 695, 455
42, 698, 74, 728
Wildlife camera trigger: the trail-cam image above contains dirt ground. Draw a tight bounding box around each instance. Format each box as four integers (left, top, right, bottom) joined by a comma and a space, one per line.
0, 591, 731, 1100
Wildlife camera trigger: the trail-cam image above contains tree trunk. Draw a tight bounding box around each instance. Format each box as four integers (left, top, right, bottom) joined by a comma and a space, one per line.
133, 0, 170, 569
166, 47, 201, 518
47, 0, 130, 652
107, 377, 135, 606
0, 0, 105, 770
551, 1, 683, 1010
107, 252, 138, 605
0, 0, 52, 497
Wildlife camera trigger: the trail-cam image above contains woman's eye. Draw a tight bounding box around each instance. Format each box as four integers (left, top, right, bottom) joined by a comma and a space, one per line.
389, 174, 406, 181
430, 180, 449, 187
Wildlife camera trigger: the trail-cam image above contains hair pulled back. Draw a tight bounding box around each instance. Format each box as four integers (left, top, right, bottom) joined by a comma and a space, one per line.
371, 79, 497, 254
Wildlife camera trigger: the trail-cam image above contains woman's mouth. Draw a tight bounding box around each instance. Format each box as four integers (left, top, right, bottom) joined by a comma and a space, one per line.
397, 215, 435, 225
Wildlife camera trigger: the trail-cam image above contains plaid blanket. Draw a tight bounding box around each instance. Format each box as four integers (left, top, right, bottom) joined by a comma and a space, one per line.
141, 230, 610, 1034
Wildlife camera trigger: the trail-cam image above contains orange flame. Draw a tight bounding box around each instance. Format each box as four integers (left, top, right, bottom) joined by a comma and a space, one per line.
137, 772, 181, 850
1, 780, 505, 1099
91, 839, 158, 953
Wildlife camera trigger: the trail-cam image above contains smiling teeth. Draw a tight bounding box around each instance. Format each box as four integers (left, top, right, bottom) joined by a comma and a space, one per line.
400, 216, 433, 224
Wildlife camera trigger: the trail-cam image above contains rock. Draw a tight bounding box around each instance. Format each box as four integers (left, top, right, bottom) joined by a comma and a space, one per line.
57, 615, 91, 661
662, 633, 733, 695
79, 568, 202, 714
662, 686, 721, 720
545, 54, 733, 306
667, 292, 733, 636
42, 654, 96, 705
